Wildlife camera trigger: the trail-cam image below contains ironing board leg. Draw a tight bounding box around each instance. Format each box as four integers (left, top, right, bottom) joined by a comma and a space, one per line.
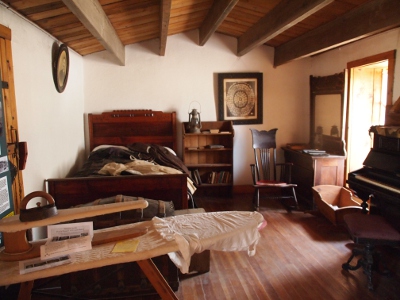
137, 259, 178, 300
18, 280, 33, 300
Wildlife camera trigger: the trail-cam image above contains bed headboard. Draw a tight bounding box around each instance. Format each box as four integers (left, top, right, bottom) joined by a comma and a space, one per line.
88, 110, 177, 152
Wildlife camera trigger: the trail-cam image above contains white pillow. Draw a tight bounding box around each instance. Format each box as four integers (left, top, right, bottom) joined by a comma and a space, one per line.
164, 146, 177, 156
92, 144, 130, 152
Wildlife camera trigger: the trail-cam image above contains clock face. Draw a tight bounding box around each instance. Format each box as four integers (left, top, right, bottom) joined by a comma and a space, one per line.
53, 44, 69, 93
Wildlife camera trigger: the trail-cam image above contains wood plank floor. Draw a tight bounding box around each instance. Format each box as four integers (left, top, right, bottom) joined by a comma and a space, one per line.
175, 194, 400, 300
3, 194, 399, 299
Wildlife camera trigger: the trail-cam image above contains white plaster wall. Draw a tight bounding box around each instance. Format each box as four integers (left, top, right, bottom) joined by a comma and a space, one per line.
310, 27, 400, 101
2, 4, 400, 191
0, 6, 85, 195
84, 31, 311, 185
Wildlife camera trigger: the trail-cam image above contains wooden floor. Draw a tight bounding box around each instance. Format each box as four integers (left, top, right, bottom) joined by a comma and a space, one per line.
175, 194, 400, 300
2, 194, 399, 299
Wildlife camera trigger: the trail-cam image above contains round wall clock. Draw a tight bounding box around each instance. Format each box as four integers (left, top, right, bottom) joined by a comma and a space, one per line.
53, 44, 69, 93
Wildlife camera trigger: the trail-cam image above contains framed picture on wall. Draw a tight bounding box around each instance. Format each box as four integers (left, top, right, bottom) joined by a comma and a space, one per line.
218, 72, 263, 125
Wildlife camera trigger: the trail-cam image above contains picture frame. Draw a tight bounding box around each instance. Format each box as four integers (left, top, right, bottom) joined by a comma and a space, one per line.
218, 72, 263, 125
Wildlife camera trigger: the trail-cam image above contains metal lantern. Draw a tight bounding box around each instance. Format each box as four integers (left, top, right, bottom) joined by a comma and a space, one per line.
187, 102, 202, 133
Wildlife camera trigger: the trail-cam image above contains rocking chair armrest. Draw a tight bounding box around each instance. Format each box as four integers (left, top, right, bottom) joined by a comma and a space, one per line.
276, 162, 294, 183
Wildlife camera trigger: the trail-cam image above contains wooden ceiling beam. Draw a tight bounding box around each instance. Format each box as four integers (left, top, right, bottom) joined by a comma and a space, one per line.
199, 0, 239, 46
237, 0, 333, 56
62, 0, 125, 65
159, 0, 172, 56
274, 0, 400, 67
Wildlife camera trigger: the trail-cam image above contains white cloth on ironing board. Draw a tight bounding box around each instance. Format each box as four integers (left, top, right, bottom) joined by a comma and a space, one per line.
152, 211, 265, 273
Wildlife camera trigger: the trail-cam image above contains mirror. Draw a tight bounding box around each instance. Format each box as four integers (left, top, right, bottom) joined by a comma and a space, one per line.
310, 73, 345, 155
314, 94, 342, 137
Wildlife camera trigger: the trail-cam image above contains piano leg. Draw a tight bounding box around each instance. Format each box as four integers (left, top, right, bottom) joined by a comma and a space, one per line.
342, 244, 374, 290
342, 213, 400, 291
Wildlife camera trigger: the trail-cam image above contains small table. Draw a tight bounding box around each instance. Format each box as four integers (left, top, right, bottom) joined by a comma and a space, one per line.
282, 147, 345, 208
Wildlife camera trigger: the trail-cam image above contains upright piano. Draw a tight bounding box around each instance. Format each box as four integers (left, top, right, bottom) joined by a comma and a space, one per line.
347, 125, 400, 231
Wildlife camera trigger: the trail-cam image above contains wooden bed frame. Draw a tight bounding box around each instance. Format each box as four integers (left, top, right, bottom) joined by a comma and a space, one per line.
46, 110, 188, 210
88, 109, 177, 151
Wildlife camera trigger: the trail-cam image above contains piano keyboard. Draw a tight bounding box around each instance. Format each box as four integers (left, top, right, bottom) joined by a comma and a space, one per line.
355, 174, 400, 194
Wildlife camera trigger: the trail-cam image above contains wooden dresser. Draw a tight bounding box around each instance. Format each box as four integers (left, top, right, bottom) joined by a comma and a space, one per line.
282, 147, 345, 207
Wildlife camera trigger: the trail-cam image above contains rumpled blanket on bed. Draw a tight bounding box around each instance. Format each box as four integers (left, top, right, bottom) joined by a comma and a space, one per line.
98, 160, 183, 176
152, 211, 265, 273
73, 143, 191, 178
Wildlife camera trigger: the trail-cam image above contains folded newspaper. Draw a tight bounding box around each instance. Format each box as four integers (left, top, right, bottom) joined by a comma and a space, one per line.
40, 222, 94, 260
19, 222, 94, 274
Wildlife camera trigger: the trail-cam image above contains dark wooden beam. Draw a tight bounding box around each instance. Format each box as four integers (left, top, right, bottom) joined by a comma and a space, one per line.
62, 0, 125, 65
274, 0, 400, 67
159, 0, 171, 56
238, 0, 333, 56
199, 0, 239, 46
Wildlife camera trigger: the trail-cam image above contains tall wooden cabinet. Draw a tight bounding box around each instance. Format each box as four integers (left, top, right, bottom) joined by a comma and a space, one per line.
282, 147, 345, 208
182, 121, 234, 196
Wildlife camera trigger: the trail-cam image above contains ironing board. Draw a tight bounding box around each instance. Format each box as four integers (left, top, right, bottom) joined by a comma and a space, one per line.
0, 210, 265, 300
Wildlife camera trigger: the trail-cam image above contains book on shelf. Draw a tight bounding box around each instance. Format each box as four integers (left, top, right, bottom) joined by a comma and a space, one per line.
207, 171, 231, 184
205, 144, 224, 149
191, 169, 202, 185
191, 170, 197, 184
195, 169, 202, 184
208, 172, 214, 184
302, 149, 326, 153
302, 149, 328, 156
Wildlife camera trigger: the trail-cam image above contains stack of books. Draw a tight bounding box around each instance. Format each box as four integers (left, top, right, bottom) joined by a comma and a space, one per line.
191, 170, 232, 185
207, 171, 231, 184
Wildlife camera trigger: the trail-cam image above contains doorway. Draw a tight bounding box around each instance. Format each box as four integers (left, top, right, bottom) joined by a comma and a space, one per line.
346, 51, 395, 174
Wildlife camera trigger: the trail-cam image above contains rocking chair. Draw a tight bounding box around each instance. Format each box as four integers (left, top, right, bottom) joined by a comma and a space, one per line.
250, 128, 299, 211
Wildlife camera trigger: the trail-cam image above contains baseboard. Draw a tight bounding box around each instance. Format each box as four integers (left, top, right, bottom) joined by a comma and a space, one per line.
233, 185, 253, 194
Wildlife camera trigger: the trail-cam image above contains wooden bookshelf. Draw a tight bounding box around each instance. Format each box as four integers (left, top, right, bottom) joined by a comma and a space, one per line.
182, 121, 234, 196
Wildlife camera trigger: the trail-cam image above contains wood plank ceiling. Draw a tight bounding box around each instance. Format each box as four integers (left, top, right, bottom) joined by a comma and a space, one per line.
1, 0, 399, 66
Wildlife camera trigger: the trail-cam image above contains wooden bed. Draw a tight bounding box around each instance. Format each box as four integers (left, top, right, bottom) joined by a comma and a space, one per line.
45, 110, 189, 210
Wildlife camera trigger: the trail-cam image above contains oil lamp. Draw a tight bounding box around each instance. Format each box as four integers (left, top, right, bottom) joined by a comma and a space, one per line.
187, 101, 202, 133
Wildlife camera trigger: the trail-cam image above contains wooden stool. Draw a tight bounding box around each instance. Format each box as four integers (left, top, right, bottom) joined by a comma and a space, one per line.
342, 213, 400, 290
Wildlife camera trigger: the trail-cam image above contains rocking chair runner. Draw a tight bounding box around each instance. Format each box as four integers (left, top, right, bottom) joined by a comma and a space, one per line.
250, 128, 299, 211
